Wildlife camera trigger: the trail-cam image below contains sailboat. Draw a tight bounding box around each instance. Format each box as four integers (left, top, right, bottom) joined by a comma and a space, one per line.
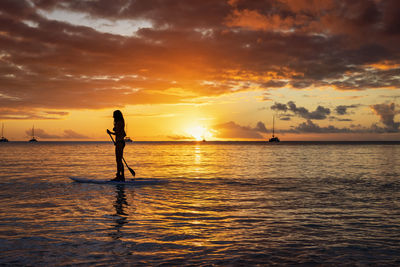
0, 123, 9, 142
124, 123, 133, 142
268, 116, 280, 142
29, 125, 38, 142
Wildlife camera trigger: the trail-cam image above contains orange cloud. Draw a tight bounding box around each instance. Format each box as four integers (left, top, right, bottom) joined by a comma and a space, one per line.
225, 9, 297, 32
365, 61, 400, 70
226, 9, 270, 31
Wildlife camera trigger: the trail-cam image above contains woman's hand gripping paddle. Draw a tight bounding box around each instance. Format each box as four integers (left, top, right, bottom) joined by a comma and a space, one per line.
108, 131, 136, 178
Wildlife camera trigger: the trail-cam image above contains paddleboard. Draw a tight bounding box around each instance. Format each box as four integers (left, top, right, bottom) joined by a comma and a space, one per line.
70, 176, 166, 186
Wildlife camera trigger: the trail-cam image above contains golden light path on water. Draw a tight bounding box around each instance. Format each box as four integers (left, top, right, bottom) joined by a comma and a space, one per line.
0, 141, 400, 265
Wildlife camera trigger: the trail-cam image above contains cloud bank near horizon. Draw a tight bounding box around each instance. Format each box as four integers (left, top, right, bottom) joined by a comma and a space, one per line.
25, 128, 89, 139
270, 101, 399, 134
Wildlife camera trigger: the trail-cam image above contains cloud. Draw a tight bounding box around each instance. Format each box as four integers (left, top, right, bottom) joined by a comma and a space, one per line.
329, 116, 353, 122
0, 108, 69, 120
291, 120, 351, 133
225, 8, 297, 32
62, 130, 90, 139
335, 105, 360, 115
286, 120, 376, 134
0, 0, 400, 118
370, 103, 400, 132
24, 128, 89, 139
279, 116, 292, 121
289, 101, 331, 120
254, 121, 268, 133
25, 128, 60, 139
271, 101, 330, 120
284, 108, 399, 134
213, 121, 267, 139
278, 113, 294, 121
269, 101, 400, 134
261, 80, 288, 89
167, 134, 194, 141
271, 102, 288, 112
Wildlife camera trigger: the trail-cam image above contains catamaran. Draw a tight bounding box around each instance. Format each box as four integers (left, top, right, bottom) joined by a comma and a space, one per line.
29, 125, 38, 142
269, 116, 280, 142
124, 123, 133, 142
0, 123, 9, 142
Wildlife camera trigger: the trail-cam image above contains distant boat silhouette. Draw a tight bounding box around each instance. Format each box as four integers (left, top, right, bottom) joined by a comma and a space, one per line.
29, 125, 38, 142
269, 116, 280, 142
124, 123, 132, 142
0, 123, 9, 142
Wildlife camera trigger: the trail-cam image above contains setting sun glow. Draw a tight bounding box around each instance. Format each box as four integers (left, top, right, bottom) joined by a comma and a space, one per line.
185, 125, 213, 141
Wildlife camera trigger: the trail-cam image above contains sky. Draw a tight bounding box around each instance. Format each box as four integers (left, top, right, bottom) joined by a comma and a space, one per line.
0, 0, 399, 141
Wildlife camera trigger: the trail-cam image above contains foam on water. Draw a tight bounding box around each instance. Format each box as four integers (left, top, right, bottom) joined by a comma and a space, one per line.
0, 141, 400, 265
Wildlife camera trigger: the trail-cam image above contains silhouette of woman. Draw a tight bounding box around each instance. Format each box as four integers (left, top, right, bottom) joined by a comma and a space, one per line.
107, 110, 126, 181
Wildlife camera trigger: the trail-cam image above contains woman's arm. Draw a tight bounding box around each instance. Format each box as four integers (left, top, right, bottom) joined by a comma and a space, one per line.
107, 121, 125, 137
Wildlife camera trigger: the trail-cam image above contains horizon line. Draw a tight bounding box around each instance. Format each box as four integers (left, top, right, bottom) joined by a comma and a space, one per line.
1, 140, 399, 143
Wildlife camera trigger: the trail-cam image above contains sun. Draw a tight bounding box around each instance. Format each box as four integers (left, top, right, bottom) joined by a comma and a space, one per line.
185, 125, 213, 141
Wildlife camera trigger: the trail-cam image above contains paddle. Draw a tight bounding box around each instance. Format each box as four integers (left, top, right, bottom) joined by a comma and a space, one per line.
108, 132, 136, 178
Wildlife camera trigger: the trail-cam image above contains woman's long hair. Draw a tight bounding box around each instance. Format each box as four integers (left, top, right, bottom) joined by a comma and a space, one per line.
113, 110, 125, 123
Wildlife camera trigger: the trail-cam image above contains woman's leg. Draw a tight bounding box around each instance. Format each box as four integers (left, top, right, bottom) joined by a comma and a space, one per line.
115, 142, 125, 178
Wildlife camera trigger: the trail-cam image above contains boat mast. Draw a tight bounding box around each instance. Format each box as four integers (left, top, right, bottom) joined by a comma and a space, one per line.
272, 116, 275, 137
1, 123, 3, 137
32, 125, 35, 139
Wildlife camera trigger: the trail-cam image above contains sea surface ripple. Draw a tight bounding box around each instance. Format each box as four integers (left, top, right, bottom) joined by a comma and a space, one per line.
0, 141, 400, 266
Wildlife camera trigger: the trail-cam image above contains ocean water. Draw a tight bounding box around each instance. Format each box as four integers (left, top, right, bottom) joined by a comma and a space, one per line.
0, 141, 400, 266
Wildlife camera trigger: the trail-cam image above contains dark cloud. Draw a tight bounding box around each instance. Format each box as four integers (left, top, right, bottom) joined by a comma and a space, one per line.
271, 102, 288, 112
271, 101, 330, 120
291, 120, 351, 133
277, 113, 294, 121
261, 80, 288, 89
336, 105, 349, 115
327, 115, 353, 122
255, 121, 268, 133
284, 108, 399, 134
335, 118, 353, 122
269, 101, 400, 133
213, 121, 267, 139
370, 103, 400, 132
279, 116, 292, 121
335, 105, 360, 115
286, 120, 380, 134
0, 0, 400, 119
